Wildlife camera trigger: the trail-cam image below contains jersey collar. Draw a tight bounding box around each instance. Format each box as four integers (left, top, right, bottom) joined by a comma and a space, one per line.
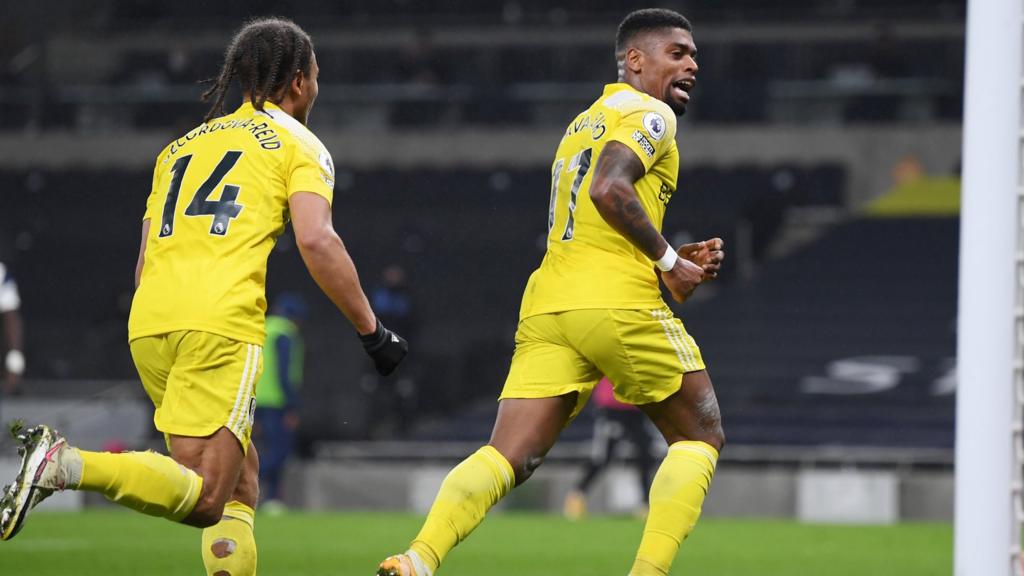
236, 100, 284, 115
603, 82, 642, 97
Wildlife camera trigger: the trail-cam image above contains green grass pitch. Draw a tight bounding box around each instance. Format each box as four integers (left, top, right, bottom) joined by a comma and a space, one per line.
0, 511, 951, 575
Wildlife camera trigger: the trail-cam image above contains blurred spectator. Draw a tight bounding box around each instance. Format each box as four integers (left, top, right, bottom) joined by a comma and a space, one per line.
865, 156, 960, 217
253, 293, 308, 513
372, 264, 416, 338
563, 376, 655, 519
0, 261, 24, 395
363, 264, 419, 438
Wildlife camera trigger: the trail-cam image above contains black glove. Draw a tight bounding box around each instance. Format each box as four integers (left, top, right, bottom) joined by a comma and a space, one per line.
359, 319, 408, 376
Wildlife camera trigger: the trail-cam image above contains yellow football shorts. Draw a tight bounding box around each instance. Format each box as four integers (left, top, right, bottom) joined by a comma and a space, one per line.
130, 330, 263, 454
501, 306, 705, 419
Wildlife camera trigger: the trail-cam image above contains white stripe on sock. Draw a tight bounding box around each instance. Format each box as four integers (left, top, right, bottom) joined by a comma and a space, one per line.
668, 443, 719, 466
479, 448, 514, 494
405, 550, 434, 576
171, 467, 199, 518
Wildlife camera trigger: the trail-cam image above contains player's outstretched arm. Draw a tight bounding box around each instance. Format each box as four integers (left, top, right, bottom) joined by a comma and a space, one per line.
289, 192, 408, 375
590, 141, 703, 303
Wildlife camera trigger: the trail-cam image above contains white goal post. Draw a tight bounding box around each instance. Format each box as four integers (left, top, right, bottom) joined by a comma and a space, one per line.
955, 0, 1022, 574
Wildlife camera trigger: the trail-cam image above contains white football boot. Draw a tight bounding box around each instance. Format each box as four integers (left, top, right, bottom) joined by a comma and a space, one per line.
376, 551, 433, 576
0, 424, 80, 541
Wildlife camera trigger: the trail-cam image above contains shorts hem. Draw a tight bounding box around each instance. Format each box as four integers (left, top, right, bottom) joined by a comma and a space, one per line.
498, 383, 588, 401
155, 422, 251, 454
620, 366, 705, 406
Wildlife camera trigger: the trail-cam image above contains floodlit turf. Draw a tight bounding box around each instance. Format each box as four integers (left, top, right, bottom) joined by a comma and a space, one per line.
0, 511, 951, 575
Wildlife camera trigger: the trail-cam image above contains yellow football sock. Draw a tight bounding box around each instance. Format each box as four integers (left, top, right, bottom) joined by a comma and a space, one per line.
76, 449, 202, 522
202, 500, 257, 576
630, 441, 718, 576
409, 445, 515, 572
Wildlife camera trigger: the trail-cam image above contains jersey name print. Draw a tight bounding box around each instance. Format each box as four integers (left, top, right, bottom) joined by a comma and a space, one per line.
129, 101, 334, 345
519, 83, 681, 320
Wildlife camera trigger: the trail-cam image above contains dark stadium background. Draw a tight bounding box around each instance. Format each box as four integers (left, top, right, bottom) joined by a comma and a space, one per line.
0, 0, 962, 523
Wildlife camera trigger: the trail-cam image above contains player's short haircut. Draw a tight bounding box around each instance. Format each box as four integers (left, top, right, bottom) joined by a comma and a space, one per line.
202, 17, 314, 122
615, 8, 692, 57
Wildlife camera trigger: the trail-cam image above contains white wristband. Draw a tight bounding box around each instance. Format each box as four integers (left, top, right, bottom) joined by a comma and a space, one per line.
5, 349, 24, 375
654, 245, 679, 272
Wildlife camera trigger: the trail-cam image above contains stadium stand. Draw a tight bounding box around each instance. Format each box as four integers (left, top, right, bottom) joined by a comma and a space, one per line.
0, 3, 964, 130
685, 216, 957, 448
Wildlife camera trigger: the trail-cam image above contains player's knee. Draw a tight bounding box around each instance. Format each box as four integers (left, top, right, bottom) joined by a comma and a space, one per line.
707, 427, 725, 453
512, 453, 546, 485
696, 391, 725, 453
190, 495, 227, 527
666, 422, 724, 453
698, 415, 725, 453
191, 508, 224, 528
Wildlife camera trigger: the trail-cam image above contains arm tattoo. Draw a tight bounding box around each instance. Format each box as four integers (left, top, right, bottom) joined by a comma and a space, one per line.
591, 142, 666, 259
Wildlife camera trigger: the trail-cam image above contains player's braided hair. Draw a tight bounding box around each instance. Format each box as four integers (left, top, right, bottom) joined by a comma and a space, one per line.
201, 17, 314, 122
615, 8, 692, 57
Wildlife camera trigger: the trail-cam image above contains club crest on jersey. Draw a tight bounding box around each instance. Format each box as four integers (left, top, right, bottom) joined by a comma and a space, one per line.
658, 182, 675, 205
643, 112, 666, 141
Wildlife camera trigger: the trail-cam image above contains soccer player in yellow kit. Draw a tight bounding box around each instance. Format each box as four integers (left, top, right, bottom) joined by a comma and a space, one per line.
0, 17, 407, 576
379, 9, 724, 576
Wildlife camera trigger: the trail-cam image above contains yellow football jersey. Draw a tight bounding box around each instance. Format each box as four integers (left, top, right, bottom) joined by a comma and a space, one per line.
519, 83, 680, 319
128, 101, 335, 345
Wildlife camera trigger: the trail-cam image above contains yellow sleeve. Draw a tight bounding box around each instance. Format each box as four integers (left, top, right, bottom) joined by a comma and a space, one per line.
142, 145, 172, 222
607, 105, 677, 172
287, 142, 335, 205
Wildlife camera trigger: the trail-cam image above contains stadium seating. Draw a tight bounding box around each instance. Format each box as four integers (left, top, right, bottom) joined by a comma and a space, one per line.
67, 35, 962, 128
0, 2, 965, 130
683, 217, 957, 448
100, 0, 964, 27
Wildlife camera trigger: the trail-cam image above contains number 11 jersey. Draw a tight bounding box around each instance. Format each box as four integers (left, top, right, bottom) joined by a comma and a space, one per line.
518, 83, 680, 320
129, 101, 335, 345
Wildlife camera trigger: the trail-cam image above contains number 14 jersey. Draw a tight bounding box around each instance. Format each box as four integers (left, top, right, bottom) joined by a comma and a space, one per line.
518, 83, 680, 320
129, 101, 335, 345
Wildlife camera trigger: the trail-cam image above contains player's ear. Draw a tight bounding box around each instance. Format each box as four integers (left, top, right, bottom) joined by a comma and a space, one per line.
291, 71, 304, 96
625, 46, 644, 74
